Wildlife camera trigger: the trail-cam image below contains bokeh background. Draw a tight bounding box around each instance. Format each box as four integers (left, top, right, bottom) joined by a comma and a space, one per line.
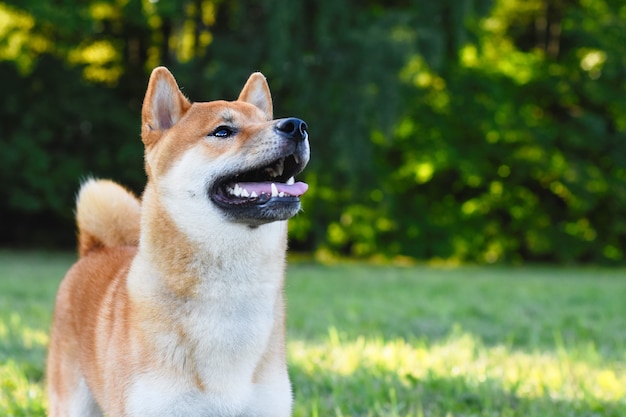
1, 0, 625, 264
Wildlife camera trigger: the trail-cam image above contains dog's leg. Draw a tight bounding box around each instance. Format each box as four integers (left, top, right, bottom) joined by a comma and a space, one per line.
67, 377, 103, 417
48, 305, 103, 417
48, 379, 102, 417
47, 358, 102, 417
244, 298, 293, 417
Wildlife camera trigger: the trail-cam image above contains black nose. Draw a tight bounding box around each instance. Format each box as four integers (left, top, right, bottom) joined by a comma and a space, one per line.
275, 117, 308, 142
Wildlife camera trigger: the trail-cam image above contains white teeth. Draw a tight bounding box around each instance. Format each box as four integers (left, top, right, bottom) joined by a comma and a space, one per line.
227, 180, 291, 199
294, 154, 300, 164
229, 183, 254, 198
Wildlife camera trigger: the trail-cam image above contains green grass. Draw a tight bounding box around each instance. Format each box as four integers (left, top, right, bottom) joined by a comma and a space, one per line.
1, 251, 625, 416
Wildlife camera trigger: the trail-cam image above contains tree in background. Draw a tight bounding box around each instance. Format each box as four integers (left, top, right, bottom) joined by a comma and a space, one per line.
372, 0, 626, 263
0, 0, 624, 263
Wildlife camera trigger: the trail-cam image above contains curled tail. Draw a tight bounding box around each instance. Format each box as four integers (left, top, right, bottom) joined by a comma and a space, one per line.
76, 179, 141, 257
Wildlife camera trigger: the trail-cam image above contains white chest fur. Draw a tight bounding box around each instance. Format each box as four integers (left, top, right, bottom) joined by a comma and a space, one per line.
124, 217, 291, 416
121, 149, 293, 415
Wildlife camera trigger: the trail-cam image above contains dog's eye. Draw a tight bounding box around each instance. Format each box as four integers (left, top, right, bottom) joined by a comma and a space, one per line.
210, 126, 236, 138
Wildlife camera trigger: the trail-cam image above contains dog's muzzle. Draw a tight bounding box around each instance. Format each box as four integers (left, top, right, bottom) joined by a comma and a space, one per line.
209, 118, 311, 226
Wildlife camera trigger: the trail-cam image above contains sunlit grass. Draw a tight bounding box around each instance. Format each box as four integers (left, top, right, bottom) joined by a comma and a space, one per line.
0, 360, 46, 416
0, 251, 72, 416
1, 251, 625, 416
289, 330, 625, 416
286, 263, 626, 416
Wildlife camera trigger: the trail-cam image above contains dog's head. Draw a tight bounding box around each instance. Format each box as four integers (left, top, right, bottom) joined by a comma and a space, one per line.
140, 67, 310, 229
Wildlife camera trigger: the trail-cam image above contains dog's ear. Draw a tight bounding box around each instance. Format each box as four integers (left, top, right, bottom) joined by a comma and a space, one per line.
142, 67, 191, 144
238, 72, 273, 120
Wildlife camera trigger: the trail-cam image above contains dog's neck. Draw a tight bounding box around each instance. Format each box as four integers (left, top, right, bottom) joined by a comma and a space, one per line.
129, 183, 289, 300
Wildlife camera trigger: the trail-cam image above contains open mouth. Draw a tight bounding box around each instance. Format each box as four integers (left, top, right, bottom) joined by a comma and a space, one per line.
210, 149, 309, 225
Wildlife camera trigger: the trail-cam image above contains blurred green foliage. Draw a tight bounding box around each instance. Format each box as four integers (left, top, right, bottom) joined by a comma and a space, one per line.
0, 0, 625, 263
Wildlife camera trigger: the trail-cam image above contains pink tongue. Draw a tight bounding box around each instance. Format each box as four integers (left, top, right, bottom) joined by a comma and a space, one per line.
236, 181, 309, 197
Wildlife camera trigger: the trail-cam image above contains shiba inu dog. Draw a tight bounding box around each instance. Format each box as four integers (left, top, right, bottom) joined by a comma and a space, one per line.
46, 66, 310, 417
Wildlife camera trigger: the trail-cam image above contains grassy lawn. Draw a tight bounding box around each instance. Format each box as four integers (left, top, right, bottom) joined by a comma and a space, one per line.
1, 251, 625, 416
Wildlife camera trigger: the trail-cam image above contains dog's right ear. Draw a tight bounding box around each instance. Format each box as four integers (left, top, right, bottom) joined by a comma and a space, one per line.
141, 67, 191, 146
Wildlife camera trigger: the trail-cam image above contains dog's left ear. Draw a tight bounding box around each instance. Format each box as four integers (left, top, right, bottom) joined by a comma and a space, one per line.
142, 66, 192, 145
238, 72, 273, 120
